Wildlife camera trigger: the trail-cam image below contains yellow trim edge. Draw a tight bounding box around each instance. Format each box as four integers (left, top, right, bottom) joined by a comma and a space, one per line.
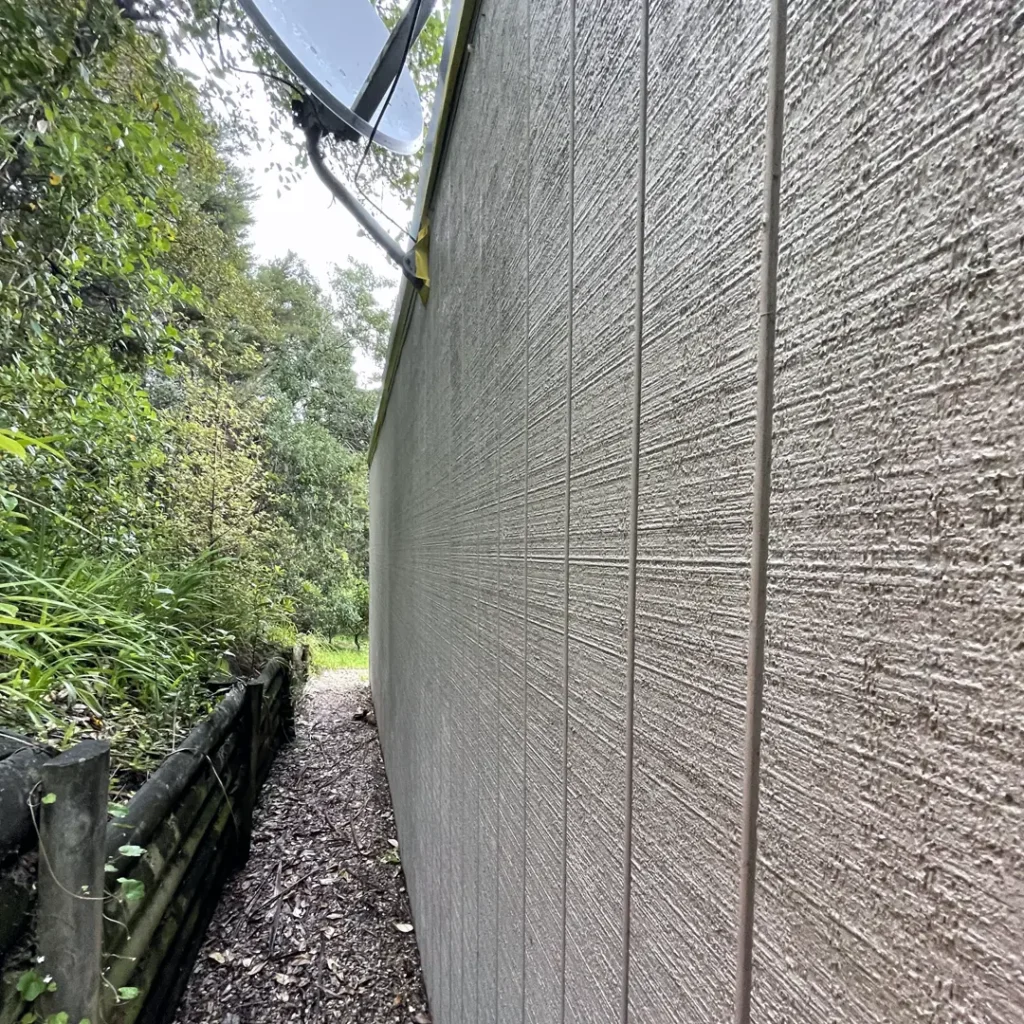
367, 0, 482, 466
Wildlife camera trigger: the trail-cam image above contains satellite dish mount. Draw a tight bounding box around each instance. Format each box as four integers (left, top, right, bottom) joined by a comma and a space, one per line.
240, 0, 435, 287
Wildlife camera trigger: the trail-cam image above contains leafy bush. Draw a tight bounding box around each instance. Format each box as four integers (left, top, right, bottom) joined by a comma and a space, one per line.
0, 0, 421, 767
0, 550, 244, 770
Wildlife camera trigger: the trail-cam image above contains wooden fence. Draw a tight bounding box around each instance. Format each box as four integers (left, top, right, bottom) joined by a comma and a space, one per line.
0, 648, 307, 1024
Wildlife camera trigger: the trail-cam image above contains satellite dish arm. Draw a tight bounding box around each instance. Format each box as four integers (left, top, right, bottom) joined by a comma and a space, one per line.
304, 125, 422, 287
352, 0, 435, 121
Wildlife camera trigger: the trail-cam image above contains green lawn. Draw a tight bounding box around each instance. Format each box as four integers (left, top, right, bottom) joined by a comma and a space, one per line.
304, 635, 369, 671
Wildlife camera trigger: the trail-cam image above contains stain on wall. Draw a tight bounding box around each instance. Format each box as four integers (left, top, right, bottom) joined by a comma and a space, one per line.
370, 0, 1024, 1022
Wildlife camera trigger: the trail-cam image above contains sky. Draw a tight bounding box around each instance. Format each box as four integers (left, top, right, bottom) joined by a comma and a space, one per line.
240, 86, 404, 385
182, 56, 409, 386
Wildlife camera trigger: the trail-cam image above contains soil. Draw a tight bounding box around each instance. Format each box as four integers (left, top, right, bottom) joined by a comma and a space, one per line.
173, 669, 430, 1024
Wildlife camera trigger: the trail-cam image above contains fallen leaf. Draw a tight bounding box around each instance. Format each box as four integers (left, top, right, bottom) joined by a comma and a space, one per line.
208, 951, 226, 965
394, 922, 414, 933
387, 839, 399, 848
413, 1014, 431, 1024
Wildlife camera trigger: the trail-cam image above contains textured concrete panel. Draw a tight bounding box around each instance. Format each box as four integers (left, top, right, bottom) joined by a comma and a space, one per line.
563, 0, 643, 1022
628, 0, 767, 1020
422, 294, 454, 1020
371, 0, 1024, 1021
523, 0, 572, 1021
474, 227, 503, 1024
454, 127, 499, 1024
369, 2, 519, 1014
493, 5, 531, 1024
465, 11, 509, 1022
447, 249, 474, 1024
753, 2, 1024, 1022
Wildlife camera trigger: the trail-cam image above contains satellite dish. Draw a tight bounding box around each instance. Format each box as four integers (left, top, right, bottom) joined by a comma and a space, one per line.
238, 0, 428, 154
239, 0, 436, 285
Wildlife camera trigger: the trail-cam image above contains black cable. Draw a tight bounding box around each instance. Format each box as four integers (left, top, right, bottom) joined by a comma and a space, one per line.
353, 0, 425, 185
309, 126, 416, 243
355, 177, 417, 242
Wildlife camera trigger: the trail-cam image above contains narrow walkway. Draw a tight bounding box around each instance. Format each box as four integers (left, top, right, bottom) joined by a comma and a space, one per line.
174, 669, 429, 1024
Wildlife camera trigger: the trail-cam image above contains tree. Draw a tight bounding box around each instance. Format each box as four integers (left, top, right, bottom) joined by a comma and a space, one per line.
0, 0, 408, 761
331, 257, 395, 382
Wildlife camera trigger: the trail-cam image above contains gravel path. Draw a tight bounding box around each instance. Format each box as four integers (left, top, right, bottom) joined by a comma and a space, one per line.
174, 669, 429, 1024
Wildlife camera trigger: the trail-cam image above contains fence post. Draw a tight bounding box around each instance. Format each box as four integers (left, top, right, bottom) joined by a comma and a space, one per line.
37, 739, 109, 1024
282, 657, 299, 742
239, 680, 263, 864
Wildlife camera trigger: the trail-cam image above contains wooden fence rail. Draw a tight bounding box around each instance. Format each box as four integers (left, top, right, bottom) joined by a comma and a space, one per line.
0, 646, 308, 1024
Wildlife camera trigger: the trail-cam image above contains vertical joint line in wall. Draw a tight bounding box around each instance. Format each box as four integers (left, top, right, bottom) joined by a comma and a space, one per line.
735, 2, 787, 1023
620, 0, 649, 1021
558, 0, 575, 1019
495, 304, 503, 1024
446, 367, 454, 1024
475, 196, 485, 1024
520, 6, 531, 1024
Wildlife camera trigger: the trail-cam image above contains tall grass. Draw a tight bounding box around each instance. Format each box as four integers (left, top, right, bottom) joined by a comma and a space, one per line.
0, 551, 247, 770
303, 633, 369, 671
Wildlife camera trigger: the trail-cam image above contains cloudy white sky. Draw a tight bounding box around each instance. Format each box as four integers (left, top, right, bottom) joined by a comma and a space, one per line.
242, 86, 405, 384
187, 60, 408, 385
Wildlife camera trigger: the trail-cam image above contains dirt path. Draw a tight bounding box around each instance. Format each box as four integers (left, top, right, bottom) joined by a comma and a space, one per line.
174, 669, 429, 1024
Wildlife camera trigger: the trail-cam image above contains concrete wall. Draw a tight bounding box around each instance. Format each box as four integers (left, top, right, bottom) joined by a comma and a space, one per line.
370, 2, 1024, 1022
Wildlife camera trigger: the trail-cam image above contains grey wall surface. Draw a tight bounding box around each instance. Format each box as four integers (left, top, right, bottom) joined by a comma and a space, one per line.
370, 2, 1024, 1022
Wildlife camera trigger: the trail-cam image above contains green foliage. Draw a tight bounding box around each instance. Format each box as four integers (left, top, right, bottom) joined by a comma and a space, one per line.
0, 0, 207, 361
117, 877, 145, 903
305, 634, 369, 672
331, 258, 394, 384
17, 1011, 78, 1024
16, 970, 52, 1003
0, 552, 243, 766
0, 0, 394, 769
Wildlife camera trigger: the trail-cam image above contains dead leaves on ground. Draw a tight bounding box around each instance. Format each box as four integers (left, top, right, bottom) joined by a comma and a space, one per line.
174, 670, 429, 1024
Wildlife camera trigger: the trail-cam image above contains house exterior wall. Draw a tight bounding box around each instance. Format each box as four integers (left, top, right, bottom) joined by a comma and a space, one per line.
370, 2, 1024, 1022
